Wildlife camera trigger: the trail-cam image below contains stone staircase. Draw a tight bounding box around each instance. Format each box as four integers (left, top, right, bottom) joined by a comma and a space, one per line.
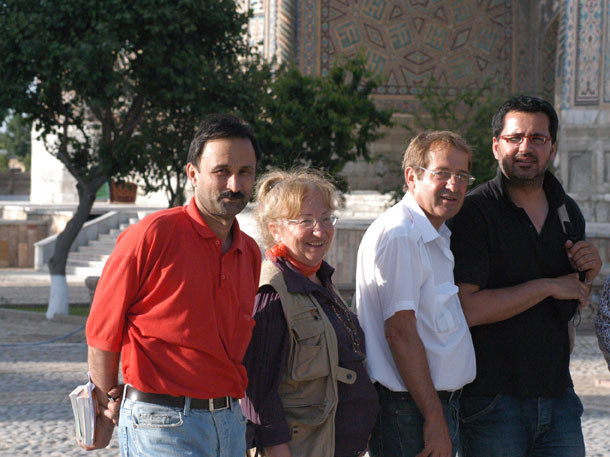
337, 191, 395, 220
66, 216, 140, 278
59, 192, 395, 285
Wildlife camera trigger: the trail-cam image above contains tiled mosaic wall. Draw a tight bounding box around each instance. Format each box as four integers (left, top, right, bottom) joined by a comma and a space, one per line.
293, 0, 561, 111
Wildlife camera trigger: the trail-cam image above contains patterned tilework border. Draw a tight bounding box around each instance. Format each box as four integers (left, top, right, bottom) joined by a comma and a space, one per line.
300, 0, 318, 75
295, 0, 302, 63
541, 15, 559, 102
561, 0, 577, 109
605, 2, 610, 103
574, 0, 603, 106
540, 0, 560, 26
535, 0, 560, 101
513, 1, 536, 94
268, 0, 278, 60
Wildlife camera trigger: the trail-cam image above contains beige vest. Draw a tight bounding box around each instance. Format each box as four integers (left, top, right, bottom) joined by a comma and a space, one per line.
259, 260, 356, 457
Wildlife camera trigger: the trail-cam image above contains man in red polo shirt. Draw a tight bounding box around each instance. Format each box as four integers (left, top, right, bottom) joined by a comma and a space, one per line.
81, 114, 262, 456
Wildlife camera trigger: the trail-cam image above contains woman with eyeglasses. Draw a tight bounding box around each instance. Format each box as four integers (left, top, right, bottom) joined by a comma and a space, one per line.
241, 169, 378, 457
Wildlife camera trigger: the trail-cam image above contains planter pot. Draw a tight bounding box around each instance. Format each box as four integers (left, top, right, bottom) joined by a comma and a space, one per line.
109, 180, 137, 203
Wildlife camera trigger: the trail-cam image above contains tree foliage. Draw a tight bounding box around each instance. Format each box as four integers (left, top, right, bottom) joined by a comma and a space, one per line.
250, 56, 394, 191
135, 57, 273, 207
136, 55, 393, 204
408, 78, 506, 183
0, 0, 255, 314
386, 78, 509, 199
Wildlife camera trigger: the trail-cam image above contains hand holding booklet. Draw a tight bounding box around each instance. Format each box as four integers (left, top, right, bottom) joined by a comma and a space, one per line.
69, 376, 96, 446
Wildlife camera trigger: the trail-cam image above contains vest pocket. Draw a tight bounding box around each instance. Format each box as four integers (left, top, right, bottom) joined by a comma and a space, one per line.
291, 319, 329, 381
283, 398, 329, 424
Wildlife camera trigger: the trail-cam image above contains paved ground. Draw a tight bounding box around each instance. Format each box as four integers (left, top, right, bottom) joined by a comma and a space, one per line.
1, 270, 609, 456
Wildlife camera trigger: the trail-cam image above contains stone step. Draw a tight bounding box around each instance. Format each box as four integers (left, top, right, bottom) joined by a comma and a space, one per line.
337, 210, 385, 220
97, 233, 119, 244
68, 252, 110, 262
341, 191, 394, 217
63, 215, 144, 280
67, 264, 105, 277
75, 246, 117, 257
88, 239, 117, 250
66, 258, 106, 269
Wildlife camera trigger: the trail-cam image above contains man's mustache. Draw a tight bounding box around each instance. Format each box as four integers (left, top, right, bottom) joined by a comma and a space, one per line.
219, 191, 246, 200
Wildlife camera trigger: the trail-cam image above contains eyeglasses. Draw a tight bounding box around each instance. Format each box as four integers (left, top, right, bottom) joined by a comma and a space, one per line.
499, 134, 551, 146
286, 214, 338, 229
419, 167, 475, 185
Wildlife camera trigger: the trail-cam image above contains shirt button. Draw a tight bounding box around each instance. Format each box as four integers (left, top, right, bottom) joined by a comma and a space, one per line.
347, 374, 353, 380
221, 274, 226, 280
214, 240, 220, 246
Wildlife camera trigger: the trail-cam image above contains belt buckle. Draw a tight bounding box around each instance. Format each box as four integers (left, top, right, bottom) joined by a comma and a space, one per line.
208, 396, 230, 412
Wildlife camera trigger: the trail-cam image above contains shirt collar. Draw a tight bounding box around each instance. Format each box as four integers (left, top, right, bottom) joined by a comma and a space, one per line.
494, 167, 567, 212
185, 197, 245, 252
401, 191, 447, 243
274, 257, 335, 295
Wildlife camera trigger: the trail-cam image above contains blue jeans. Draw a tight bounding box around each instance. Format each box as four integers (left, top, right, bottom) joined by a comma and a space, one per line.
368, 384, 459, 457
118, 393, 246, 457
459, 388, 585, 457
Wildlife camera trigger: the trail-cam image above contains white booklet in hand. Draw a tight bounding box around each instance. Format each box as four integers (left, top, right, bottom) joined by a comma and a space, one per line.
69, 377, 96, 446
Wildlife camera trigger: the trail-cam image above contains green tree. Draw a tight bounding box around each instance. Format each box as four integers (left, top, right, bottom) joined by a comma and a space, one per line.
251, 56, 394, 190
135, 57, 273, 207
384, 78, 508, 199
0, 0, 255, 316
136, 56, 392, 206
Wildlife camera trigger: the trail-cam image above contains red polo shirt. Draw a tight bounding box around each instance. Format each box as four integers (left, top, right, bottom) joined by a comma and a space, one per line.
86, 197, 262, 399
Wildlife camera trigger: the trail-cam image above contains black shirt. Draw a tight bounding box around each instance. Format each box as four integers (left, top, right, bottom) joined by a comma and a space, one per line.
448, 168, 585, 397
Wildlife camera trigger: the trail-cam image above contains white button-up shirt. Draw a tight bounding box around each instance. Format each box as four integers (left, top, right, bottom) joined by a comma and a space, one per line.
356, 192, 476, 392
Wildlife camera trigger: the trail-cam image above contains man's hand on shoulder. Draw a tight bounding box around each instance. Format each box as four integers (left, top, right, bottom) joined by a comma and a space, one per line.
565, 240, 602, 285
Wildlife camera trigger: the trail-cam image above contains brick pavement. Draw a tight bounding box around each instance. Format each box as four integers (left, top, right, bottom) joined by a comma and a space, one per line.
1, 271, 609, 456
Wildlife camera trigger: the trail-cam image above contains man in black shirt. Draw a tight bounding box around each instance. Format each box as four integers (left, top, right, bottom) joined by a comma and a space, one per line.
448, 95, 602, 457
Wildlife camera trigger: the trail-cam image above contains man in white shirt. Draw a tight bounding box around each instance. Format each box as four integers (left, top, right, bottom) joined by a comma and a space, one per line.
356, 131, 476, 457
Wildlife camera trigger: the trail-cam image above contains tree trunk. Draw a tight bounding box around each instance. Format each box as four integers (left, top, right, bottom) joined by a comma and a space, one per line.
168, 189, 185, 208
46, 275, 69, 319
46, 180, 101, 319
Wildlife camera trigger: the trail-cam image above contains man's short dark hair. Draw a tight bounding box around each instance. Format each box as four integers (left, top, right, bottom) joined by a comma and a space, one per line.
492, 95, 559, 143
187, 114, 262, 168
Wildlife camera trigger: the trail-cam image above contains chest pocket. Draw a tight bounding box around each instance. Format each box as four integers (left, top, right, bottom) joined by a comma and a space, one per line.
434, 282, 462, 334
290, 306, 330, 381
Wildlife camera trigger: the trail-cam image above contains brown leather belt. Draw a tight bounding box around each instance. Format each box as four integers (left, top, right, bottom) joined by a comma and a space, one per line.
375, 382, 463, 402
124, 385, 233, 411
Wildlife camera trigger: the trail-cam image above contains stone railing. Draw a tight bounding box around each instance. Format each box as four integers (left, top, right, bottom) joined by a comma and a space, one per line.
325, 219, 372, 303
34, 211, 136, 271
